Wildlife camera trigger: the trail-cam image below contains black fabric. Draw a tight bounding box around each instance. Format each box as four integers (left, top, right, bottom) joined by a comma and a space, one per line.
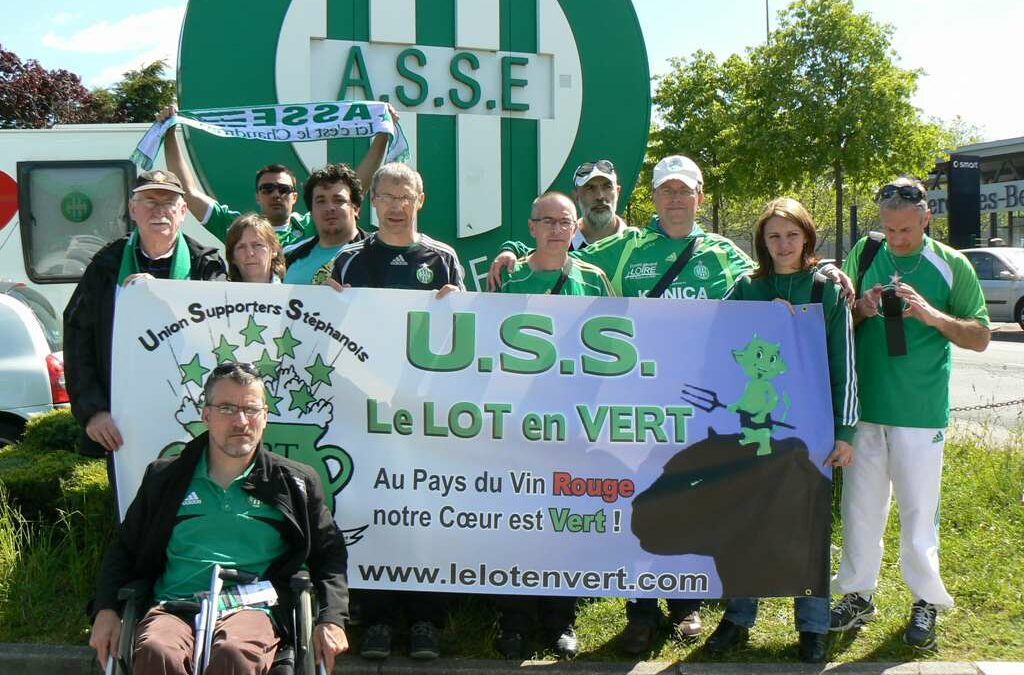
87, 432, 349, 641
355, 588, 447, 628
855, 234, 885, 297
627, 598, 701, 624
330, 233, 465, 291
135, 250, 173, 278
645, 237, 701, 298
549, 270, 570, 295
810, 277, 826, 304
496, 595, 578, 634
63, 235, 227, 458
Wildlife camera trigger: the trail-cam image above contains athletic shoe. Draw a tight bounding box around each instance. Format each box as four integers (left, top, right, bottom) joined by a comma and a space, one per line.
829, 593, 877, 631
903, 600, 938, 650
554, 626, 578, 658
408, 621, 441, 660
360, 623, 392, 660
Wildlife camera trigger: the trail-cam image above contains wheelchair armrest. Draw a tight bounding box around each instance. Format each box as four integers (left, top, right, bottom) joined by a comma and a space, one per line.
289, 570, 313, 594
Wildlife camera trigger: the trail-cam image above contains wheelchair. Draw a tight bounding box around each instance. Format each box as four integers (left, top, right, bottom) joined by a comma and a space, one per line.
112, 567, 318, 675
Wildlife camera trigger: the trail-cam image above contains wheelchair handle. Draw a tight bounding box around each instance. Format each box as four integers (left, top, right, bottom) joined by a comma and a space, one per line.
218, 569, 258, 584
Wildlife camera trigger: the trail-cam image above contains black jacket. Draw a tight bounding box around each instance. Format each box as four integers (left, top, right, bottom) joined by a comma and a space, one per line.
63, 234, 226, 457
90, 432, 349, 634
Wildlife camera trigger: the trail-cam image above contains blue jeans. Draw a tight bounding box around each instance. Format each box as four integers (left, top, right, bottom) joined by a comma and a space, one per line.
723, 596, 829, 634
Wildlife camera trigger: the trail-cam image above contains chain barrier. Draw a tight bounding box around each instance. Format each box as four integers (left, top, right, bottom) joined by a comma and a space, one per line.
950, 398, 1024, 413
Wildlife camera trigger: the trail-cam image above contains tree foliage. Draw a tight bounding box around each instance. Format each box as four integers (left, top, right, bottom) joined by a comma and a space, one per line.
0, 44, 99, 128
103, 59, 176, 123
650, 0, 950, 258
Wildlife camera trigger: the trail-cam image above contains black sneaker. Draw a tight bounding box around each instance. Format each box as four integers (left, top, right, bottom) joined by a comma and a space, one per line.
829, 593, 877, 631
360, 623, 392, 660
496, 630, 524, 659
798, 631, 828, 663
409, 621, 441, 660
704, 618, 749, 654
903, 600, 938, 650
554, 626, 578, 659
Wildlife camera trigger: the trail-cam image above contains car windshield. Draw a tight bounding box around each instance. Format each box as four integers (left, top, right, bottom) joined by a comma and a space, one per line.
999, 248, 1024, 274
4, 287, 63, 352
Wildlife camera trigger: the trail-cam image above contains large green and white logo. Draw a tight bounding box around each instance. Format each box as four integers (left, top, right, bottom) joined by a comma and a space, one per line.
178, 0, 650, 290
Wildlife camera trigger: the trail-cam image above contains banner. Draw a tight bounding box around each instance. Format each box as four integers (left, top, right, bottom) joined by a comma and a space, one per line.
131, 100, 410, 170
112, 281, 835, 599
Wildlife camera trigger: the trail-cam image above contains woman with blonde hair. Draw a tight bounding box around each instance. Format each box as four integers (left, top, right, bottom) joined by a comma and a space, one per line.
706, 197, 859, 663
225, 213, 286, 282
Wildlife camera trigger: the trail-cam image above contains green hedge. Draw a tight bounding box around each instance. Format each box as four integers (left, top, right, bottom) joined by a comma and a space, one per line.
0, 409, 111, 523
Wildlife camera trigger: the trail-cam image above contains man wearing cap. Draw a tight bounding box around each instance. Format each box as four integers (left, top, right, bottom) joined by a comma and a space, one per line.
158, 104, 396, 247
829, 176, 990, 651
64, 169, 227, 458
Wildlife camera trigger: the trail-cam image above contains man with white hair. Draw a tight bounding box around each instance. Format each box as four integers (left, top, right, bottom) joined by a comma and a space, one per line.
830, 176, 990, 651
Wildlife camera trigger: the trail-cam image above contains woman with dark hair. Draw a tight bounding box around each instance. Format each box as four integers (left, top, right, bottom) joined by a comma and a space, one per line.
705, 197, 859, 663
225, 213, 287, 283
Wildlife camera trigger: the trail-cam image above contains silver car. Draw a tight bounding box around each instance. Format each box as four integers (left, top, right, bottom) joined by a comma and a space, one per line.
961, 248, 1024, 329
0, 281, 67, 446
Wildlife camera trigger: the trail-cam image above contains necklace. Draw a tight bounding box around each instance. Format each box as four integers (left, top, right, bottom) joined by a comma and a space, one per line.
886, 247, 924, 285
771, 273, 798, 302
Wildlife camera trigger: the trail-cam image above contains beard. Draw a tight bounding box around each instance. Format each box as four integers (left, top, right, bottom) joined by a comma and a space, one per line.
585, 207, 615, 231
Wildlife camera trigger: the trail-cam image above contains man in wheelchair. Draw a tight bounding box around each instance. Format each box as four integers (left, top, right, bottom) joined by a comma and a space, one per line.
87, 361, 349, 674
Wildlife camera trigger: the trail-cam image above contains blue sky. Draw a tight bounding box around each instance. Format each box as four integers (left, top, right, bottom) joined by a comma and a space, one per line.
2, 0, 1020, 142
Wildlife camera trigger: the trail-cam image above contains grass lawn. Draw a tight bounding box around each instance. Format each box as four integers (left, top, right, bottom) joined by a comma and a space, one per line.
2, 435, 1021, 663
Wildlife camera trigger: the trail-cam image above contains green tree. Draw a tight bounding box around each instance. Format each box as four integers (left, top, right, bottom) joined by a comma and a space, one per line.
650, 50, 750, 232
0, 45, 97, 128
109, 60, 175, 123
743, 0, 942, 259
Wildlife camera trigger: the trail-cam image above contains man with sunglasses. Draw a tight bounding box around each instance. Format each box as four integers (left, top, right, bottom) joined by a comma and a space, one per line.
65, 170, 227, 459
830, 176, 990, 651
158, 104, 393, 247
88, 362, 350, 675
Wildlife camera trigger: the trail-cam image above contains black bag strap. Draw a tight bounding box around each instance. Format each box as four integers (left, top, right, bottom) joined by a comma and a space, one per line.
646, 237, 701, 298
549, 270, 570, 295
810, 275, 826, 304
855, 233, 885, 297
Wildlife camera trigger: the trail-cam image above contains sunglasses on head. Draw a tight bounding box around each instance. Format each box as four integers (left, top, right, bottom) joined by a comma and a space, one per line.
876, 184, 924, 203
258, 183, 295, 195
575, 159, 616, 179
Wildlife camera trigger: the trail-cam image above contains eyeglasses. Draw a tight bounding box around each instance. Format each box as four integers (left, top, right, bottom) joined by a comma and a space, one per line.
575, 159, 616, 179
530, 217, 575, 230
374, 192, 419, 206
258, 183, 295, 195
875, 184, 925, 203
205, 402, 267, 418
133, 197, 182, 211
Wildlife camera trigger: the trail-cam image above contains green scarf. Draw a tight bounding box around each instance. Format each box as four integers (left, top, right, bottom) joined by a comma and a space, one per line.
117, 229, 192, 286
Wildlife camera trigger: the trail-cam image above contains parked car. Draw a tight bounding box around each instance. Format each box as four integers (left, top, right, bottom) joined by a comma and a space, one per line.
961, 247, 1024, 329
0, 281, 68, 446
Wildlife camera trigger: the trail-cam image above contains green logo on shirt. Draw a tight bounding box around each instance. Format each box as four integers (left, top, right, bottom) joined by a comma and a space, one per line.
416, 265, 435, 285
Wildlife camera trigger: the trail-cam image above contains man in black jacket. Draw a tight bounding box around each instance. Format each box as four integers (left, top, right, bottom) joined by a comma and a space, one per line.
64, 169, 226, 458
88, 362, 349, 674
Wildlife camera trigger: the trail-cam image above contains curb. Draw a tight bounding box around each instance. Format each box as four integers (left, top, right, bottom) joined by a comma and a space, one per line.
0, 644, 1010, 675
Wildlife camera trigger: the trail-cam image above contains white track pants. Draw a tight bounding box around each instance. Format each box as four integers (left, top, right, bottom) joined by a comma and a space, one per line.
832, 422, 954, 608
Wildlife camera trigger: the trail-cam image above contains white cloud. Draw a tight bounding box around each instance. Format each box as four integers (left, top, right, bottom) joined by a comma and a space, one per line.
91, 46, 179, 87
50, 11, 82, 26
41, 6, 184, 56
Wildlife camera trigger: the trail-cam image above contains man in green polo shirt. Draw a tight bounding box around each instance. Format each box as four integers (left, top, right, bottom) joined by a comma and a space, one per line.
88, 362, 350, 675
830, 176, 990, 651
159, 104, 394, 247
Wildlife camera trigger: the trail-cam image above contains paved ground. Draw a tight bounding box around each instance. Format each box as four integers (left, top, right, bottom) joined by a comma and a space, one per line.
0, 643, 1019, 675
949, 322, 1024, 446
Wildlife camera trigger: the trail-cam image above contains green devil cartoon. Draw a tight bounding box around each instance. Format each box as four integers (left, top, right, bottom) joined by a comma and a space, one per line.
680, 334, 793, 456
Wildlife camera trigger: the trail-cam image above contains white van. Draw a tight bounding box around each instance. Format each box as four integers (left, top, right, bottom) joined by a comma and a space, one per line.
0, 124, 218, 316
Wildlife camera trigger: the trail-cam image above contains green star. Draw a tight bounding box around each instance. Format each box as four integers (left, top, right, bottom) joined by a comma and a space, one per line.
274, 327, 302, 359
179, 354, 210, 387
212, 335, 240, 363
305, 354, 335, 387
288, 383, 315, 414
265, 387, 283, 416
254, 349, 280, 378
241, 316, 268, 346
